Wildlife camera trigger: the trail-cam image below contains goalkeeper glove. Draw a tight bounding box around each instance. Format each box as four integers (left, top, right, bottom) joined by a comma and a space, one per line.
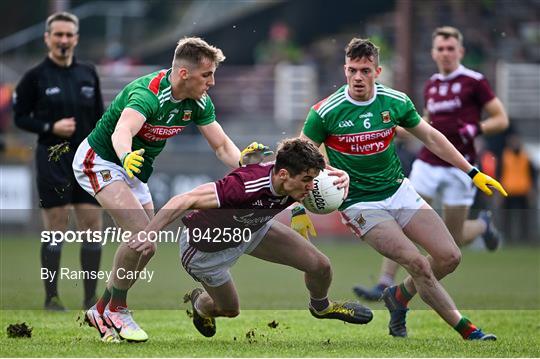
291, 205, 317, 240
121, 149, 145, 179
468, 167, 508, 197
458, 122, 481, 144
240, 142, 274, 166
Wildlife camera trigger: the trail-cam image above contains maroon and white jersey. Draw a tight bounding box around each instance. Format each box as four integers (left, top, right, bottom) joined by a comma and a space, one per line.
418, 65, 495, 166
182, 162, 295, 252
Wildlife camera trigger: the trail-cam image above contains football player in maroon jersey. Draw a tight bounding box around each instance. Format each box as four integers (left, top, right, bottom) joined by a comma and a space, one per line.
129, 138, 371, 337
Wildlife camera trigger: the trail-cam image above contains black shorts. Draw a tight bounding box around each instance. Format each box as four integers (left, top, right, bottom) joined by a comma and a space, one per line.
36, 144, 98, 208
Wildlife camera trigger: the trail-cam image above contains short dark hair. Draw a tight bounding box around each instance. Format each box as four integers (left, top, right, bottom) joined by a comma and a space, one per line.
46, 12, 79, 33
432, 26, 463, 46
274, 138, 325, 177
173, 37, 225, 68
345, 38, 379, 65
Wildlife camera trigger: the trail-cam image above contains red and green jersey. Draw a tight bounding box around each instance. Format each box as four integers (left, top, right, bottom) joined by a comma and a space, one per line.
303, 84, 421, 207
88, 68, 215, 182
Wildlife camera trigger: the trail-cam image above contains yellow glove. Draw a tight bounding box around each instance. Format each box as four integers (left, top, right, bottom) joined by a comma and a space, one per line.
291, 205, 317, 240
121, 149, 145, 179
240, 142, 273, 166
468, 167, 508, 197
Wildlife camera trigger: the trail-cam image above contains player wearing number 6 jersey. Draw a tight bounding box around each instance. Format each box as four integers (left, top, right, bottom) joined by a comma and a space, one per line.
128, 138, 372, 338
299, 38, 506, 341
73, 37, 270, 342
353, 27, 509, 304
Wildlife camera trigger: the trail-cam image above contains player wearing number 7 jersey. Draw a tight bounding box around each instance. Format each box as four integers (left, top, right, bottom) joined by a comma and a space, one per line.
73, 37, 270, 342
299, 38, 506, 341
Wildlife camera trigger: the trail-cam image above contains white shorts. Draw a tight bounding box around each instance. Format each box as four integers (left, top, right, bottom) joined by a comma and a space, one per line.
72, 138, 152, 205
179, 220, 273, 287
409, 159, 476, 206
340, 178, 426, 237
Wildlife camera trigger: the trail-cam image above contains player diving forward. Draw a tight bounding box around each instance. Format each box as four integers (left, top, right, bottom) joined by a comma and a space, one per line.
128, 138, 373, 337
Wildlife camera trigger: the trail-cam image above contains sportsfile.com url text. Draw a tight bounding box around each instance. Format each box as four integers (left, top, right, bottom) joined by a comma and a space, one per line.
40, 226, 253, 246
40, 227, 184, 246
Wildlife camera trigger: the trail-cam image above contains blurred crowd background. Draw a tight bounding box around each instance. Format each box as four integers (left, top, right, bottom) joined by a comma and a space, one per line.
1, 0, 539, 243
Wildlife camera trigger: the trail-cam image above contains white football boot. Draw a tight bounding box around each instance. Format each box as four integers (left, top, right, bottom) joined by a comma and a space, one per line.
103, 305, 148, 342
84, 305, 120, 343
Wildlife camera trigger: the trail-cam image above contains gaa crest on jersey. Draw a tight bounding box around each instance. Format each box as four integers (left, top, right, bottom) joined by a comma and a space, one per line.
381, 111, 391, 123
451, 82, 462, 94
100, 170, 112, 182
182, 110, 192, 122
339, 120, 355, 128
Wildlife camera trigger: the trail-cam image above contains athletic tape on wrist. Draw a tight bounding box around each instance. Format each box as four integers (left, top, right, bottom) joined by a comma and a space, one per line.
467, 167, 480, 179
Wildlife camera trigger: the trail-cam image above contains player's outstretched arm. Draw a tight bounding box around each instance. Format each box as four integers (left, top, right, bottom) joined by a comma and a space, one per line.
198, 122, 241, 168
128, 182, 219, 254
406, 120, 508, 197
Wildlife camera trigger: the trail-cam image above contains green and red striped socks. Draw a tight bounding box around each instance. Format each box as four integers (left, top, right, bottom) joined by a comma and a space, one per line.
96, 288, 111, 315
395, 283, 413, 307
454, 316, 478, 339
109, 287, 128, 312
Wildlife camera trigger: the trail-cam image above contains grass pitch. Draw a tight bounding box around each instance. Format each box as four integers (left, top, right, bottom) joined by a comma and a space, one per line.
1, 309, 539, 357
1, 238, 539, 357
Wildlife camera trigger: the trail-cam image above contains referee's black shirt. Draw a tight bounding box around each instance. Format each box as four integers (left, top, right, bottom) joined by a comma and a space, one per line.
13, 56, 104, 147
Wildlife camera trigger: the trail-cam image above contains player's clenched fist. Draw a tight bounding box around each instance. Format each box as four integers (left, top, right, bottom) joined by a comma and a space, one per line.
458, 122, 481, 145
121, 149, 145, 178
468, 167, 508, 197
239, 142, 273, 166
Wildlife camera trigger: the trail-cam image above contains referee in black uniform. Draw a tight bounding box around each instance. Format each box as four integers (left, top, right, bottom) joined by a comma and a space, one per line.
13, 12, 103, 310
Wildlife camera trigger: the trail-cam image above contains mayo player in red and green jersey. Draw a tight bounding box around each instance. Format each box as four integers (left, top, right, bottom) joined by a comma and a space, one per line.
353, 26, 509, 305
84, 68, 218, 183
73, 37, 269, 343
299, 38, 507, 341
